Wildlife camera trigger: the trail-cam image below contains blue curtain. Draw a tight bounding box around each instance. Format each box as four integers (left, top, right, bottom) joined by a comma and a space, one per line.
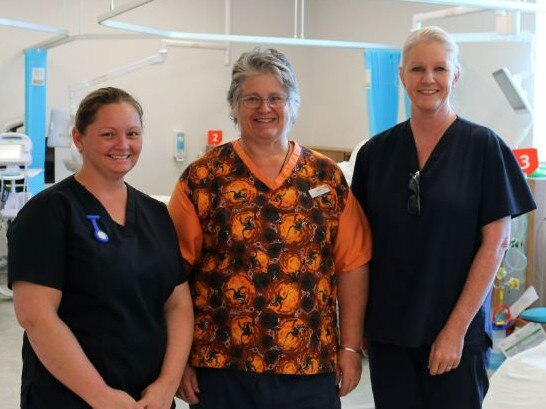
404, 90, 411, 121
364, 49, 402, 137
24, 48, 47, 194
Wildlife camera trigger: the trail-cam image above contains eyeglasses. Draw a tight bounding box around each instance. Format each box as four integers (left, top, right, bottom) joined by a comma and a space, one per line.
240, 95, 288, 109
408, 171, 420, 216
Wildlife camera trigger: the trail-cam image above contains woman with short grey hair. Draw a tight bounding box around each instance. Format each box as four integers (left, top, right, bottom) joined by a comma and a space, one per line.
227, 47, 301, 128
169, 47, 372, 409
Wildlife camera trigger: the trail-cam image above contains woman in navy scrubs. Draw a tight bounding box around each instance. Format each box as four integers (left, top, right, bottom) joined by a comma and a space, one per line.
352, 26, 536, 409
8, 87, 194, 409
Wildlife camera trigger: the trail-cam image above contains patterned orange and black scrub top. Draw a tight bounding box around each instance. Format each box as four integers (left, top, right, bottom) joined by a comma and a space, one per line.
169, 140, 371, 375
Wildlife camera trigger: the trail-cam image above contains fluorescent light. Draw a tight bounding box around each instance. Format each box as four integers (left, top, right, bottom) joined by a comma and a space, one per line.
26, 33, 156, 51
97, 0, 397, 50
451, 32, 534, 42
398, 0, 546, 13
99, 20, 398, 50
165, 39, 229, 51
0, 17, 67, 35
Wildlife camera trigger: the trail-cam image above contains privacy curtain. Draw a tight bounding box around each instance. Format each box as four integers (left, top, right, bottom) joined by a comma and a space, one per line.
364, 49, 402, 137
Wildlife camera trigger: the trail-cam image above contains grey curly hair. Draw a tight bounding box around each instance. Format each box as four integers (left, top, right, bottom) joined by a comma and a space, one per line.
227, 47, 300, 128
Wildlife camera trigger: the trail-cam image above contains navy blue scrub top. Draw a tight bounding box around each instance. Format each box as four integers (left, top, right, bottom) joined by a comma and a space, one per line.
351, 117, 536, 348
8, 176, 189, 408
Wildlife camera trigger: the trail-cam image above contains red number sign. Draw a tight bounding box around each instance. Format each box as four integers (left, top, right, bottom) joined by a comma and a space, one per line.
207, 130, 223, 146
512, 148, 538, 176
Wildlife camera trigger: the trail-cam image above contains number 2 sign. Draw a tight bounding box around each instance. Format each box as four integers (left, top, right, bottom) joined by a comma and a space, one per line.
207, 130, 223, 146
512, 148, 538, 176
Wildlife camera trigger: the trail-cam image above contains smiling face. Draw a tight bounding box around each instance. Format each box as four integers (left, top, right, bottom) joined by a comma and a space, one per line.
235, 73, 290, 144
73, 102, 142, 181
400, 40, 460, 117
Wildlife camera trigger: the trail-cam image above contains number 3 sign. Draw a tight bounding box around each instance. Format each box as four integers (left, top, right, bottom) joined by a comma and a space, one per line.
512, 148, 538, 176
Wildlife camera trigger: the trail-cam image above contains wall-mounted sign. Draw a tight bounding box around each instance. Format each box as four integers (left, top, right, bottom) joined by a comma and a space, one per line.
512, 148, 538, 176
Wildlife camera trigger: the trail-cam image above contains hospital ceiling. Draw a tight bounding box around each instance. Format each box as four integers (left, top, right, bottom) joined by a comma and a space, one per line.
1, 0, 544, 51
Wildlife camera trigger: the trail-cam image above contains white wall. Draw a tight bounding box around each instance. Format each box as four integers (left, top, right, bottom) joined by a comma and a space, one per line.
0, 0, 536, 195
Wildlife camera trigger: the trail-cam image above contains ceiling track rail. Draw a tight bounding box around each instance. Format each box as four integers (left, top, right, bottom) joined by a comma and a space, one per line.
0, 17, 67, 34
98, 0, 398, 50
0, 17, 69, 50
26, 33, 157, 51
399, 0, 546, 13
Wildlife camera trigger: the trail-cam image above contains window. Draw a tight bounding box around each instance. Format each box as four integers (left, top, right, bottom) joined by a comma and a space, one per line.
535, 1, 546, 162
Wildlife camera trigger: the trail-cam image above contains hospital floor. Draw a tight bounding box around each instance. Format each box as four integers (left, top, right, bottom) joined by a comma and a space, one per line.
0, 288, 375, 408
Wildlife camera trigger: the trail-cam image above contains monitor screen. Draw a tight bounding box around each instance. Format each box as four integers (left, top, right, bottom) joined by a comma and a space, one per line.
0, 144, 23, 162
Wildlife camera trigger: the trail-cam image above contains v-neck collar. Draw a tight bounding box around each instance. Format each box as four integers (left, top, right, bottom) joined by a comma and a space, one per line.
71, 175, 136, 235
407, 117, 459, 174
232, 140, 301, 190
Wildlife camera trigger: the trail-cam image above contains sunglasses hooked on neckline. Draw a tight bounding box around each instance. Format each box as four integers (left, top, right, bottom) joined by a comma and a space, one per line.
408, 171, 420, 216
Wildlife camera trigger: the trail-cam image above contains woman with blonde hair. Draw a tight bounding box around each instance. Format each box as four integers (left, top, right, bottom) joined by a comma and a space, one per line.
352, 26, 535, 409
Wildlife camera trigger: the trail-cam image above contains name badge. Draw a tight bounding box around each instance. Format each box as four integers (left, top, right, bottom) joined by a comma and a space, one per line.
309, 185, 330, 198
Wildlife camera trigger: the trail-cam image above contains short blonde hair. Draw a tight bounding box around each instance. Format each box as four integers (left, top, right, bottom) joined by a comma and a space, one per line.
402, 26, 460, 71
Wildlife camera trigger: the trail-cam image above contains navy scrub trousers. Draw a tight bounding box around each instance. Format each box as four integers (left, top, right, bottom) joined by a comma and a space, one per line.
190, 367, 341, 409
367, 341, 489, 409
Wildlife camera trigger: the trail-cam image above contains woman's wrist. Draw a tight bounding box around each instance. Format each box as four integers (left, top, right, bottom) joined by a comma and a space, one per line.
338, 345, 364, 355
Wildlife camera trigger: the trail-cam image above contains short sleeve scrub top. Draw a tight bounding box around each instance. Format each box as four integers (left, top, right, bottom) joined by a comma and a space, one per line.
351, 117, 537, 348
8, 176, 188, 408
